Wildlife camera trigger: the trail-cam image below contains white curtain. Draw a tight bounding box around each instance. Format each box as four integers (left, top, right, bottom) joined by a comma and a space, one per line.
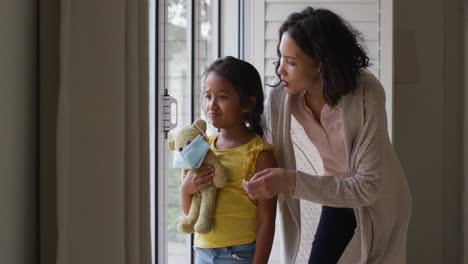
56, 0, 151, 263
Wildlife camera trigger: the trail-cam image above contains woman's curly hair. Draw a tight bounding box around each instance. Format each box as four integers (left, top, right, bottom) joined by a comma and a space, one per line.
274, 7, 370, 106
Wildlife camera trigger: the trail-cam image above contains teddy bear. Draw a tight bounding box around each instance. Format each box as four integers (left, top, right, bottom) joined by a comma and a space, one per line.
167, 119, 227, 234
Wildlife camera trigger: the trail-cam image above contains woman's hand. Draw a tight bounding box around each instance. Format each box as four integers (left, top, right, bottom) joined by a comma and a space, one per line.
181, 166, 215, 195
242, 168, 297, 200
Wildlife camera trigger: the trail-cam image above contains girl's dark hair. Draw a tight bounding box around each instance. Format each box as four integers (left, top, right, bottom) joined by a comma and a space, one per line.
274, 7, 370, 106
204, 56, 264, 136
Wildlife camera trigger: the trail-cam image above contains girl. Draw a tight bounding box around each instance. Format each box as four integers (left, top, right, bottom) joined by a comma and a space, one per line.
242, 7, 412, 264
180, 56, 277, 264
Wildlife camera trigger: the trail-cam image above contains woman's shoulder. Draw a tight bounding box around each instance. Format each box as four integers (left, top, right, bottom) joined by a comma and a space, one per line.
265, 84, 286, 102
356, 70, 386, 103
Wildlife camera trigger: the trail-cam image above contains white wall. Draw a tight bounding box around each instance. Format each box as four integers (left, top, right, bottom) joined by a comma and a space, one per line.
394, 0, 464, 263
0, 0, 37, 263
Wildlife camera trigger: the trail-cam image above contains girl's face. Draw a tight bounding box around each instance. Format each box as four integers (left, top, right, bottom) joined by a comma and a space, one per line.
277, 32, 321, 95
204, 72, 246, 129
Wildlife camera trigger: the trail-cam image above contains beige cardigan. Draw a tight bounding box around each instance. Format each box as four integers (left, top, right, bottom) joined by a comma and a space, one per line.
264, 72, 412, 264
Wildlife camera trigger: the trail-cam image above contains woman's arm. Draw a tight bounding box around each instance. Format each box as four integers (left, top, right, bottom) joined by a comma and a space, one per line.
252, 150, 277, 264
245, 75, 387, 207
292, 75, 386, 207
180, 167, 214, 215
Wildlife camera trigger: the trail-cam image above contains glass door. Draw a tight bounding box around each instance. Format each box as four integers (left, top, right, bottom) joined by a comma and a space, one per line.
157, 0, 219, 263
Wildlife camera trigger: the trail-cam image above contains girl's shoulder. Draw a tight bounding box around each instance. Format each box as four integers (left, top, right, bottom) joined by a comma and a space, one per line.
251, 134, 271, 145
240, 136, 277, 180
207, 134, 218, 145
249, 135, 277, 155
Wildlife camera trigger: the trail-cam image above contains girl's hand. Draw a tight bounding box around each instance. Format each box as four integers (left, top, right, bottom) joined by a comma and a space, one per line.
181, 166, 215, 194
242, 168, 296, 200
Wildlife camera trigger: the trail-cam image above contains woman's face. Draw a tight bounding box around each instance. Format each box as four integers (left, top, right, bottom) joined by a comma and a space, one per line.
277, 32, 321, 95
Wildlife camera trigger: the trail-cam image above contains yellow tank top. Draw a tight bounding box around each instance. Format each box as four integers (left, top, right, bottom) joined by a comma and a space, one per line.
194, 134, 276, 248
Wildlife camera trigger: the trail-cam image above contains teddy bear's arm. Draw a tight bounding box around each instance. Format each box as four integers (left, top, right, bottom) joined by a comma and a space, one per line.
204, 151, 227, 188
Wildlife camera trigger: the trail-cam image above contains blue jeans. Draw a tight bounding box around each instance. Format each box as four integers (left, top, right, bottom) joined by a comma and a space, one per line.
195, 242, 256, 264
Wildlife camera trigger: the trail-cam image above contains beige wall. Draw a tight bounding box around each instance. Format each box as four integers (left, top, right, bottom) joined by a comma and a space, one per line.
0, 0, 37, 263
394, 0, 464, 263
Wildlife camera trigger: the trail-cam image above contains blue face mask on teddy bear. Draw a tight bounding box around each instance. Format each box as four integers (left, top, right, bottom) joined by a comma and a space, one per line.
172, 135, 210, 169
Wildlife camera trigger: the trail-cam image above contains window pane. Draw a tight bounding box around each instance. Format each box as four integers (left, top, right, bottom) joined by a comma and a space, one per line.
161, 0, 218, 263
195, 0, 217, 135
164, 0, 191, 263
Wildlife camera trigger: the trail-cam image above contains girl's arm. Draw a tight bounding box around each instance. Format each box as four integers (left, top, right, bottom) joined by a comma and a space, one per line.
252, 150, 277, 264
180, 167, 214, 215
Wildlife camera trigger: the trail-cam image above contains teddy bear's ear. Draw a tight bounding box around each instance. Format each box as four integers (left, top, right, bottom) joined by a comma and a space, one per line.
193, 119, 207, 132
168, 139, 175, 150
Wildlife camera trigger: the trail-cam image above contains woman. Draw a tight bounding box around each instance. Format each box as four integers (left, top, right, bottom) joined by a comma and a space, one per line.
242, 7, 412, 264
